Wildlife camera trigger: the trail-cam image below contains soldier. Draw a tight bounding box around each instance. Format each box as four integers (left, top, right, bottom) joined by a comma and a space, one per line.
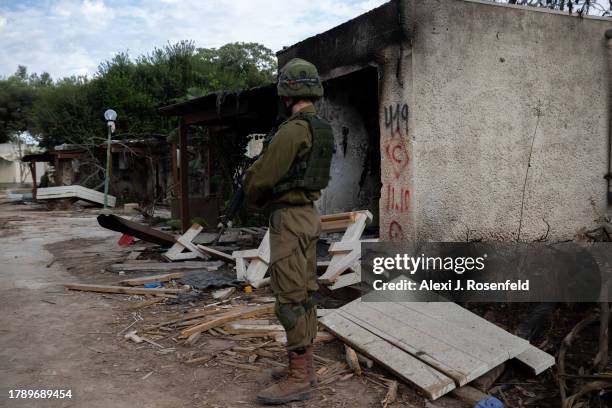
243, 58, 334, 405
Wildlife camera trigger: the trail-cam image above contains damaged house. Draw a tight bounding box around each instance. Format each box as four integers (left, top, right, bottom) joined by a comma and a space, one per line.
21, 137, 172, 206
279, 0, 612, 243
163, 0, 612, 242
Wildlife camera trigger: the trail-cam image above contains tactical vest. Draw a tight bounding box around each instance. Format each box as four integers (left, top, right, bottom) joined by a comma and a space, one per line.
271, 112, 334, 196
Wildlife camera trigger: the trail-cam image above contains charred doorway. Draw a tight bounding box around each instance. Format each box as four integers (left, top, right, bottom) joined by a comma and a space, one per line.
315, 66, 381, 227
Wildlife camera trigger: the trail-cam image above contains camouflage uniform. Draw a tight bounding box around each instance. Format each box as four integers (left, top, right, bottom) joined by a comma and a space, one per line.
245, 57, 332, 406
244, 105, 322, 350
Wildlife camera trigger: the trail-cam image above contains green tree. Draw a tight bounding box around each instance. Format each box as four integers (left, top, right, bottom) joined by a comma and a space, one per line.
1, 41, 276, 148
0, 66, 42, 143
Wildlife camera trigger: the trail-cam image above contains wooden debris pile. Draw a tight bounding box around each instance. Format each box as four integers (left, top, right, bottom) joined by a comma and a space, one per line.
231, 210, 377, 290
319, 298, 556, 400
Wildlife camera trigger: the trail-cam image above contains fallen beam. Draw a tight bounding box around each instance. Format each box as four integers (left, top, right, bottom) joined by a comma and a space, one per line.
108, 261, 223, 273
119, 273, 185, 286
97, 214, 176, 247
64, 283, 185, 295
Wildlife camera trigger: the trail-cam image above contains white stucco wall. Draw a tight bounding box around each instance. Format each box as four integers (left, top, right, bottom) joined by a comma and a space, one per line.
391, 0, 612, 242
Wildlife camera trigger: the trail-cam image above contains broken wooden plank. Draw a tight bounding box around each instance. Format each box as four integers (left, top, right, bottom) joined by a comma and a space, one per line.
515, 345, 555, 375
350, 300, 527, 376
318, 249, 361, 285
195, 244, 235, 263
108, 261, 222, 273
320, 212, 361, 233
345, 345, 362, 375
212, 287, 236, 300
382, 380, 399, 408
318, 211, 372, 285
128, 297, 165, 309
64, 283, 185, 295
120, 272, 184, 286
389, 301, 530, 366
224, 323, 284, 335
180, 305, 274, 338
328, 267, 361, 290
320, 311, 456, 400
335, 306, 484, 386
176, 225, 208, 260
165, 224, 203, 261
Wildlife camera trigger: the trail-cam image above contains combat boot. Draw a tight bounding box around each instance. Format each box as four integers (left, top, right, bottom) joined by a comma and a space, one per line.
268, 345, 317, 385
257, 350, 312, 405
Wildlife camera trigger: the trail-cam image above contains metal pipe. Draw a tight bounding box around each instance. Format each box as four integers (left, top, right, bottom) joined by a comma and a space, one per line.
103, 124, 112, 209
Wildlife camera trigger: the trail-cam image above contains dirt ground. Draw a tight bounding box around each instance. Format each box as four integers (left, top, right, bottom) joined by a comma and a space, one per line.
1, 192, 609, 408
0, 196, 417, 408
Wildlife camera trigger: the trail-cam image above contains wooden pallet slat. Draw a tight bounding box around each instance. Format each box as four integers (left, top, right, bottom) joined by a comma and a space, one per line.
64, 283, 184, 295
515, 345, 555, 375
337, 303, 490, 386
165, 224, 203, 260
319, 295, 549, 400
320, 311, 456, 400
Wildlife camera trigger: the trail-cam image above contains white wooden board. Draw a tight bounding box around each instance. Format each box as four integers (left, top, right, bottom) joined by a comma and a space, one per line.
37, 185, 116, 207
320, 311, 456, 400
320, 296, 537, 400
165, 225, 202, 261
515, 345, 555, 375
318, 211, 372, 285
337, 304, 489, 386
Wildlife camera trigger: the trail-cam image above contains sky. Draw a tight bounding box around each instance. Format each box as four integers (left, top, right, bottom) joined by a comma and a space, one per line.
0, 0, 387, 80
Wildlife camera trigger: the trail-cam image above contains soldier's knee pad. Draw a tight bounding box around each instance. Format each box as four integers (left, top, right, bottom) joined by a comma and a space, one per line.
275, 302, 306, 331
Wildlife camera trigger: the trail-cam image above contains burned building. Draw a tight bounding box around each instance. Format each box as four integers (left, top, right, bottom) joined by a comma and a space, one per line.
161, 0, 611, 241
279, 0, 612, 242
22, 137, 172, 205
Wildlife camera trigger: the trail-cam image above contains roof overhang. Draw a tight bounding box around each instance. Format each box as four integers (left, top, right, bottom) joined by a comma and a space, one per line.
277, 0, 406, 77
158, 84, 278, 130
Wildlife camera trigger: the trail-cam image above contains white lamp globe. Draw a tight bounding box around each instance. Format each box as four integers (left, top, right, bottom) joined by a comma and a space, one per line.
104, 109, 117, 121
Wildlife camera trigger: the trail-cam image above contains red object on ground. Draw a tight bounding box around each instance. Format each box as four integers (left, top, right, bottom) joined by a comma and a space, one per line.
118, 234, 135, 246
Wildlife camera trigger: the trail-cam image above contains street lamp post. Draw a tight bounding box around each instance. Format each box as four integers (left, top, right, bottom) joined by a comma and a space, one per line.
103, 109, 117, 209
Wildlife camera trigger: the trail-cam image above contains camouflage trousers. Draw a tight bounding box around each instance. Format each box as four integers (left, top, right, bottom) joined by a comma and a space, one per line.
268, 204, 321, 350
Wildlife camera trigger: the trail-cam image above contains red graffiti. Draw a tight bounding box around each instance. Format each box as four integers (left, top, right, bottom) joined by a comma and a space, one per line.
386, 185, 410, 212
388, 220, 404, 241
384, 144, 409, 179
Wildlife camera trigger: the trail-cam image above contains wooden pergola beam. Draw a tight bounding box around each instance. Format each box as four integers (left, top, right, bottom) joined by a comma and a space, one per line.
178, 120, 190, 232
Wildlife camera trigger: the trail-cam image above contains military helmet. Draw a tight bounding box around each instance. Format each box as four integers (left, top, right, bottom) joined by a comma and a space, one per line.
277, 58, 324, 98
